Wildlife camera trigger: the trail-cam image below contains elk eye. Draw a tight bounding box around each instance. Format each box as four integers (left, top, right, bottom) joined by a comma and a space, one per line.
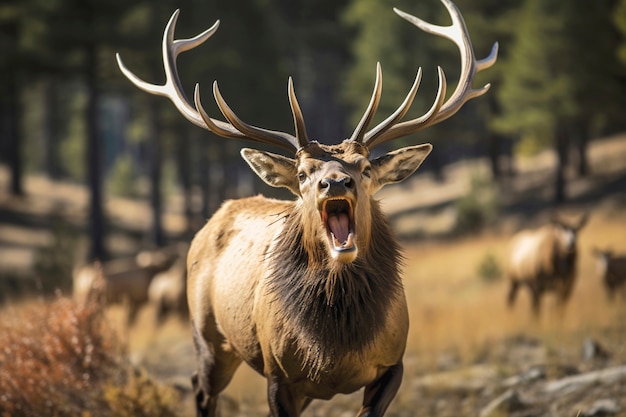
362, 166, 372, 178
298, 172, 307, 183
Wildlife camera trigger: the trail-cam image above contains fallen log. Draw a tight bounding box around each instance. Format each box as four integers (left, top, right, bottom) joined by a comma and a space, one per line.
543, 365, 626, 394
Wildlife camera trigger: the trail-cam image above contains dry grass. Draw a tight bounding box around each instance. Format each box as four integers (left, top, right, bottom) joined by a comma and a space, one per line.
401, 204, 626, 368
1, 135, 625, 415
0, 281, 181, 417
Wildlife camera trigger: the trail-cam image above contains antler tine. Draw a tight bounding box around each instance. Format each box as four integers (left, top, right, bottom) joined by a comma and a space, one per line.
116, 10, 219, 130
365, 67, 447, 149
362, 0, 498, 148
117, 9, 303, 153
288, 77, 310, 148
349, 63, 383, 144
360, 68, 423, 147
209, 81, 302, 152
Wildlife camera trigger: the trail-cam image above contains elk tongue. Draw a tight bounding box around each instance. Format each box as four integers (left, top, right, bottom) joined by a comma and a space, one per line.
328, 213, 351, 248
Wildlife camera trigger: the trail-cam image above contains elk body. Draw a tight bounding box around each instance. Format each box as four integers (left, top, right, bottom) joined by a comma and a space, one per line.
148, 253, 188, 324
506, 214, 588, 316
73, 248, 179, 323
592, 248, 626, 301
116, 1, 497, 416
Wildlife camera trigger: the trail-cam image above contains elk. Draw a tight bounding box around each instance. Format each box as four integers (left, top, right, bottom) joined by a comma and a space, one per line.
116, 1, 497, 416
592, 248, 626, 301
73, 247, 180, 323
148, 251, 188, 324
506, 213, 589, 317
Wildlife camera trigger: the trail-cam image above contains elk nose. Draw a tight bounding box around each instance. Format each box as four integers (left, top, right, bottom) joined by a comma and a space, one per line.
319, 176, 354, 195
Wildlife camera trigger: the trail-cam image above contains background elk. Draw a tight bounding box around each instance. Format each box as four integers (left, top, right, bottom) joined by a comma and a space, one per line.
148, 247, 189, 324
73, 247, 179, 323
592, 248, 626, 301
116, 0, 497, 415
506, 213, 589, 317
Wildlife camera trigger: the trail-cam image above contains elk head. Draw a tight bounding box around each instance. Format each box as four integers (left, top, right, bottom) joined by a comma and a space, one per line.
549, 212, 589, 254
116, 0, 498, 265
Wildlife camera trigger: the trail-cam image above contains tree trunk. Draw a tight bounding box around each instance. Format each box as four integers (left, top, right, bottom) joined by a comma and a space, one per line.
86, 38, 106, 261
574, 121, 590, 177
486, 96, 502, 180
428, 145, 445, 182
0, 21, 23, 197
199, 138, 211, 221
554, 125, 570, 205
178, 125, 194, 236
211, 142, 229, 213
6, 68, 23, 196
148, 99, 165, 247
487, 133, 502, 179
42, 77, 62, 179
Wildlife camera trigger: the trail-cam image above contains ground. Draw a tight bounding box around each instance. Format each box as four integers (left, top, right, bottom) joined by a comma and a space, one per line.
1, 133, 626, 416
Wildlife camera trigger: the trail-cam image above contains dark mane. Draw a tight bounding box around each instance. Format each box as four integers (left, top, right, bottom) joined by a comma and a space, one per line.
265, 200, 404, 380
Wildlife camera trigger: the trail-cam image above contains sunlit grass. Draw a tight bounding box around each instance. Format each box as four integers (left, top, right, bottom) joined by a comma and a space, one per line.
402, 208, 626, 368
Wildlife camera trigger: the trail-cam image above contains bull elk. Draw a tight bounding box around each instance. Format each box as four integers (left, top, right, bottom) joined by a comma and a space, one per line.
506, 213, 589, 317
116, 1, 497, 416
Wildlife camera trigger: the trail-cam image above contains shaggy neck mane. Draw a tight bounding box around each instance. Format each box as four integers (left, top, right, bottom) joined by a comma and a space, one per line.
266, 200, 404, 380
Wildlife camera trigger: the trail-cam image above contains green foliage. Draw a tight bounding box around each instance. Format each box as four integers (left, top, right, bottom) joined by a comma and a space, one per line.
107, 153, 139, 198
454, 172, 500, 235
493, 0, 624, 152
616, 0, 626, 66
492, 0, 568, 143
342, 0, 441, 131
476, 251, 503, 283
59, 87, 87, 181
33, 217, 80, 294
514, 132, 549, 157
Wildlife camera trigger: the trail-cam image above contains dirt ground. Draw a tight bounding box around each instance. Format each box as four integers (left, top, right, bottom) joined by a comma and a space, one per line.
2, 133, 626, 416
124, 203, 626, 417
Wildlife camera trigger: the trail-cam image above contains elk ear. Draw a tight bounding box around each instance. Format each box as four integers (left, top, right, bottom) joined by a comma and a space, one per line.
576, 211, 589, 230
240, 148, 299, 194
371, 144, 432, 191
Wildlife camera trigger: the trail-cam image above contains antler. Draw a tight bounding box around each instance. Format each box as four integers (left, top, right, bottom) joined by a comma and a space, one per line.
115, 10, 308, 153
353, 0, 498, 150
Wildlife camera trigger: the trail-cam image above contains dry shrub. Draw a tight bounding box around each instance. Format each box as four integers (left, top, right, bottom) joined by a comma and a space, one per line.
103, 369, 179, 417
0, 270, 180, 417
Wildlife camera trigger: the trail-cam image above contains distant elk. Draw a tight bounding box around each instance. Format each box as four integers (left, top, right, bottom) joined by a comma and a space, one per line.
73, 247, 179, 323
506, 213, 589, 316
592, 248, 626, 301
116, 0, 497, 416
148, 250, 188, 324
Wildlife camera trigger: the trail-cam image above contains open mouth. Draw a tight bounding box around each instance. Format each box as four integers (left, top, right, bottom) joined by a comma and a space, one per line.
321, 198, 356, 253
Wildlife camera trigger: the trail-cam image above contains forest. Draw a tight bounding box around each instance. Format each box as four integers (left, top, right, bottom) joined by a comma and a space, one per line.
2, 1, 626, 416
1, 0, 625, 260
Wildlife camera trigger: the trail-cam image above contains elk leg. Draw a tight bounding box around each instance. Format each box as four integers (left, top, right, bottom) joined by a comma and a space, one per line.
191, 323, 242, 417
507, 280, 519, 308
529, 285, 541, 318
356, 362, 404, 417
555, 279, 574, 317
266, 376, 309, 417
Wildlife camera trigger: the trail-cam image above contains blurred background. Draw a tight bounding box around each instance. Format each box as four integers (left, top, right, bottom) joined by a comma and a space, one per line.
1, 0, 626, 416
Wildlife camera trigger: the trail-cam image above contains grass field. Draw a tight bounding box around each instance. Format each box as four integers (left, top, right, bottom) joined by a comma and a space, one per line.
2, 133, 626, 416
117, 196, 626, 416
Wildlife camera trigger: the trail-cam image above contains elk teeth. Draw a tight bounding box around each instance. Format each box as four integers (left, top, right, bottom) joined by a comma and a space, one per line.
331, 232, 354, 250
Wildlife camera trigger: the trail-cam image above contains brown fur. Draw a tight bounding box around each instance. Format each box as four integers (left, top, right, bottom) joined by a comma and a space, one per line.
114, 2, 496, 414
73, 247, 179, 323
148, 252, 188, 324
592, 248, 626, 301
187, 141, 431, 417
506, 214, 588, 316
